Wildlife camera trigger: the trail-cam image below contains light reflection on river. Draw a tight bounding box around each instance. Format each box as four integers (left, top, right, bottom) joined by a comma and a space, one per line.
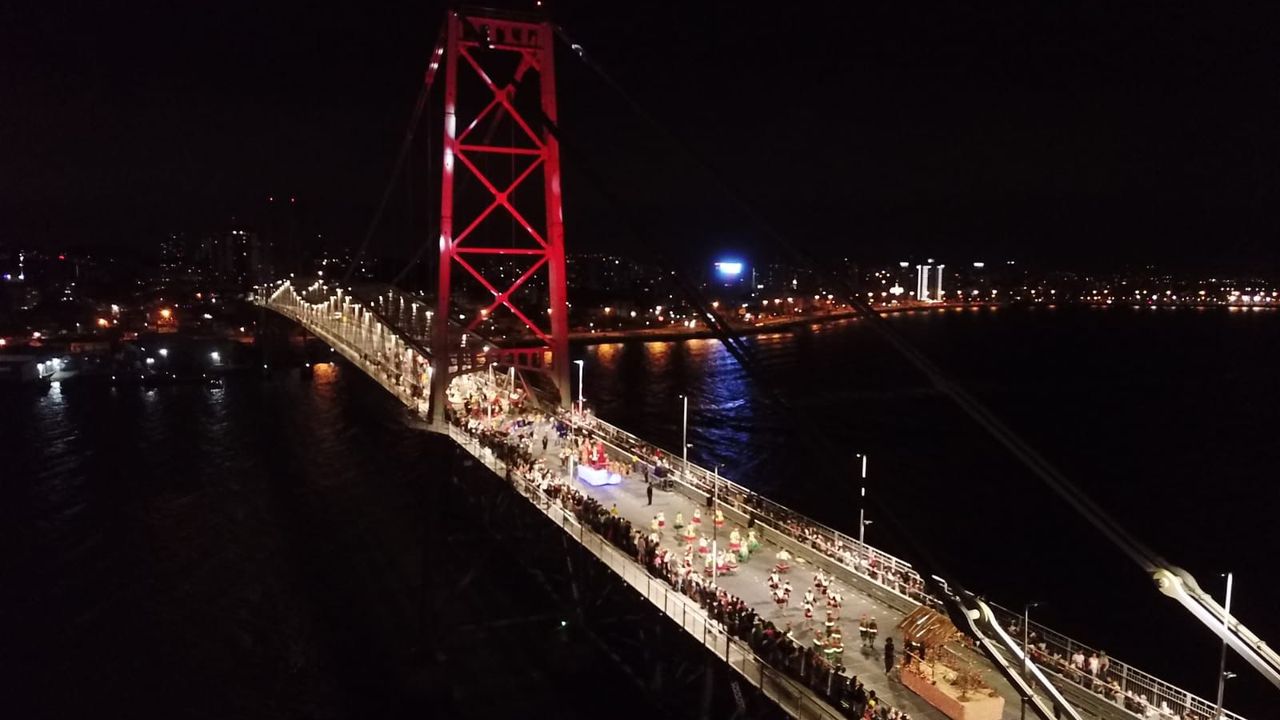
581, 306, 1280, 714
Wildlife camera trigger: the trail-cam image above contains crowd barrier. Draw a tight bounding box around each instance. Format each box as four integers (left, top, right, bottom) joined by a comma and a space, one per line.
574, 414, 1247, 720
254, 285, 1249, 720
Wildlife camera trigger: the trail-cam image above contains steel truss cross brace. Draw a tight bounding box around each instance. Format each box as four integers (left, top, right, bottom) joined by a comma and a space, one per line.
430, 8, 571, 424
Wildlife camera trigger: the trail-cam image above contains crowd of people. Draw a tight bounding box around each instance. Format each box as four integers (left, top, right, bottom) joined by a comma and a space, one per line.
1007, 620, 1206, 720
583, 417, 938, 607
446, 403, 920, 719
449, 398, 1222, 720
577, 413, 1230, 720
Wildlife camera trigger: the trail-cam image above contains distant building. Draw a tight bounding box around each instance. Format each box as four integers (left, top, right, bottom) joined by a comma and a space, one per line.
160, 229, 268, 288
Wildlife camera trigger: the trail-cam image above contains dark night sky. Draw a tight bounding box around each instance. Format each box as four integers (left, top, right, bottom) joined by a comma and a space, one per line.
2, 1, 1278, 271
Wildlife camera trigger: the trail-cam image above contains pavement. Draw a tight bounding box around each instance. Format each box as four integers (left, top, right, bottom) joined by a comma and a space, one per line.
516, 420, 1004, 720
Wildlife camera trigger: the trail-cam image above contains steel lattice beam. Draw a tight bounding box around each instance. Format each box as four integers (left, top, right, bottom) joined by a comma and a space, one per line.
430, 8, 571, 424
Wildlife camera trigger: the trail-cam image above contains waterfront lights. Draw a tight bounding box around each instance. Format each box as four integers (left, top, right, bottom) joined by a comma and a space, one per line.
159, 348, 169, 357
159, 308, 172, 320
96, 318, 109, 328
210, 351, 221, 363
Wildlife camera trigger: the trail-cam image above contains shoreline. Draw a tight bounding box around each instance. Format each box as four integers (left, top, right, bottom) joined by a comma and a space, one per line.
568, 301, 992, 345
568, 300, 1276, 345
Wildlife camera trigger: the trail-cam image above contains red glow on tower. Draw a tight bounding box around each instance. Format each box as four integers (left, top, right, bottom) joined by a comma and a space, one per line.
430, 8, 571, 421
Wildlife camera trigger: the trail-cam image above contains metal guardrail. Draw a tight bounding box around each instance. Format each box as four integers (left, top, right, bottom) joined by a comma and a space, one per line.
988, 603, 1244, 720
577, 414, 1248, 720
255, 281, 1249, 720
575, 415, 943, 606
446, 425, 847, 720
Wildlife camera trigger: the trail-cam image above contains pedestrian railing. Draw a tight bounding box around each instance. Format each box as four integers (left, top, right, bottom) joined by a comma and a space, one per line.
255, 283, 1249, 720
573, 415, 942, 607
988, 603, 1244, 720
574, 414, 1248, 720
445, 425, 848, 720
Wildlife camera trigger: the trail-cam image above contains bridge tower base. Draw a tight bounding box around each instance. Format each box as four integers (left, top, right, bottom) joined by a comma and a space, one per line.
429, 8, 571, 425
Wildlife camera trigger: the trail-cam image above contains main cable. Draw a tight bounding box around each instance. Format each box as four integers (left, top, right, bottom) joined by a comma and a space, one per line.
552, 23, 1168, 579
342, 25, 447, 287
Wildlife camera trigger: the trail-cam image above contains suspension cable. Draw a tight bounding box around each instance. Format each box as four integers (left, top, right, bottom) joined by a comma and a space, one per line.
342, 25, 447, 287
552, 22, 1168, 577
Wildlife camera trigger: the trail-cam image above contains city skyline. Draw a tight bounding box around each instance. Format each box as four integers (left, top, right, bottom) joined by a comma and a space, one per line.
3, 2, 1279, 272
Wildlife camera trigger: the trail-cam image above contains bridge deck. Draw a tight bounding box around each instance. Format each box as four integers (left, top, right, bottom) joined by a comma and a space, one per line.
256, 286, 1238, 720
499, 418, 1018, 719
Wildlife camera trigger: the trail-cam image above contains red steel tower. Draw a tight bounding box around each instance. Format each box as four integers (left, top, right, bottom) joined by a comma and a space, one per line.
429, 8, 570, 423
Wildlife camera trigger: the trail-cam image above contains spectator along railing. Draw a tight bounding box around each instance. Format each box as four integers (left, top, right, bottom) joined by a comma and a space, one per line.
445, 423, 852, 720
575, 413, 1247, 720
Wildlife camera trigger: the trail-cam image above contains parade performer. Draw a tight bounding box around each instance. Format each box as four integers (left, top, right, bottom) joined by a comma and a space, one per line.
767, 571, 780, 591
775, 548, 792, 573
651, 515, 660, 535
782, 580, 793, 602
825, 609, 837, 634
728, 528, 741, 554
683, 523, 698, 544
691, 508, 702, 528
698, 535, 709, 555
773, 587, 786, 611
673, 512, 685, 531
713, 507, 725, 529
859, 615, 870, 646
657, 511, 666, 531
804, 589, 816, 608
867, 617, 879, 647
814, 570, 828, 596
828, 591, 842, 619
747, 529, 760, 553
803, 599, 814, 624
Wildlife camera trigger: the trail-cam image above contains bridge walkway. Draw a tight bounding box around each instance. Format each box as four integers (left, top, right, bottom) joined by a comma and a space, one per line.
513, 419, 1019, 720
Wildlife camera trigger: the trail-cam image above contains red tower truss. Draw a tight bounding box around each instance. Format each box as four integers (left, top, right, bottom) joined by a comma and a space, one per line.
430, 8, 570, 423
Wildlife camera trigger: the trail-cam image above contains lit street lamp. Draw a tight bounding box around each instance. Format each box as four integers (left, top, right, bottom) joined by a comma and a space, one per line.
712, 463, 722, 583
679, 394, 690, 488
856, 453, 869, 547
1021, 601, 1042, 720
1215, 572, 1234, 720
573, 359, 584, 414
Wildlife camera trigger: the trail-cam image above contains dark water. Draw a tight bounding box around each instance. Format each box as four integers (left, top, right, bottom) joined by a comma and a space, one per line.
0, 360, 666, 719
3, 306, 1276, 717
583, 305, 1280, 717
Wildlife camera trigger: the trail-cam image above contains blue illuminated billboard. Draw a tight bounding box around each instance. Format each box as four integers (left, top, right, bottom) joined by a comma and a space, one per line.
715, 261, 744, 278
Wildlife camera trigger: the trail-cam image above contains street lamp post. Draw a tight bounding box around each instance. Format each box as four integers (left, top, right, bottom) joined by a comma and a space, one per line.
573, 359, 584, 414
1215, 573, 1234, 720
857, 453, 869, 546
681, 394, 689, 487
712, 463, 721, 584
1022, 601, 1041, 720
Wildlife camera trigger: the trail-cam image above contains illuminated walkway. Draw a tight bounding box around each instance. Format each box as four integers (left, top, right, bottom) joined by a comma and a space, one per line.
255, 280, 1247, 720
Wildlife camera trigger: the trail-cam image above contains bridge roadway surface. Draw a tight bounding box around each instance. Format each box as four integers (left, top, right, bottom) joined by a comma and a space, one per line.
254, 289, 1151, 719
516, 420, 1028, 720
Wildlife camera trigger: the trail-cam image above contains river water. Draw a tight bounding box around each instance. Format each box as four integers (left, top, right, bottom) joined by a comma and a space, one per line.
3, 305, 1276, 717
582, 305, 1280, 716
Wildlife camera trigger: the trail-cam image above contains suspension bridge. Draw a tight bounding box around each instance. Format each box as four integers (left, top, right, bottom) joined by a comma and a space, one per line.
252, 7, 1272, 720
